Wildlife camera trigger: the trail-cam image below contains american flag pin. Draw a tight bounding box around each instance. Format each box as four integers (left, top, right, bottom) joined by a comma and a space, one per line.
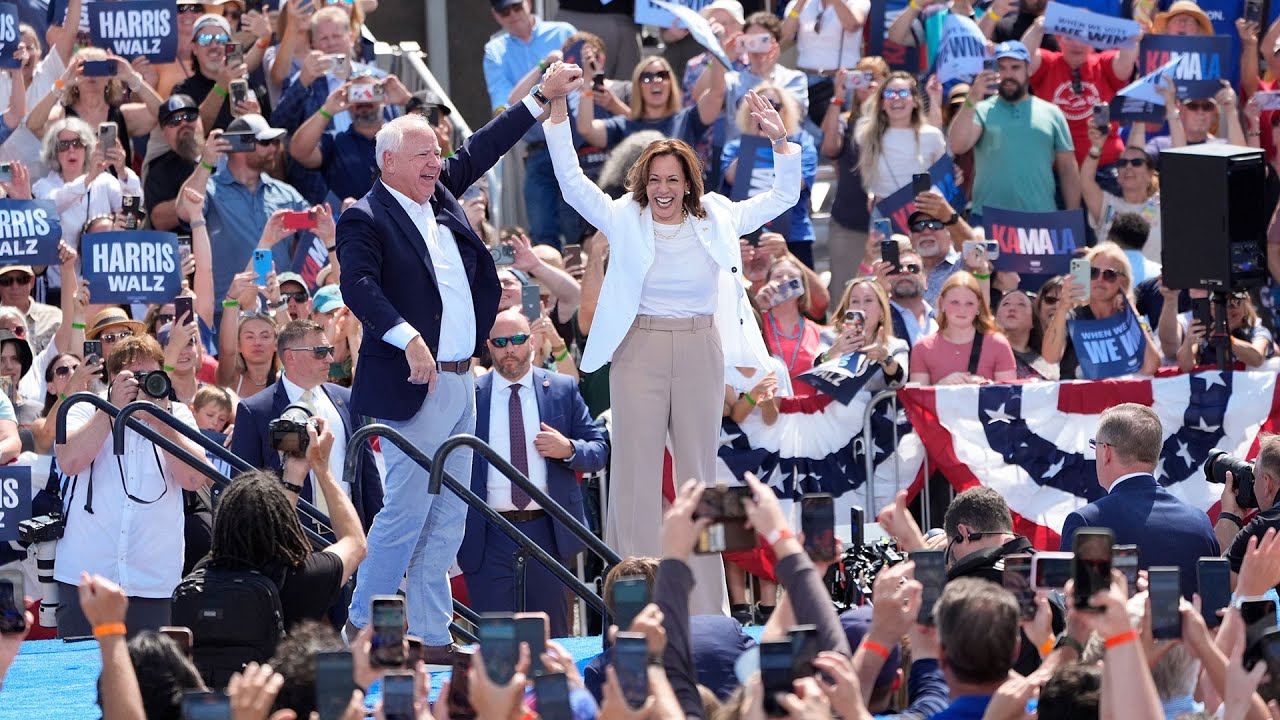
542, 379, 551, 388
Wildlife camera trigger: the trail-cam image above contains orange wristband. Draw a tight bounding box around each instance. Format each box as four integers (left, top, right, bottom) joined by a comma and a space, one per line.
861, 639, 891, 660
1104, 629, 1138, 649
93, 622, 126, 639
1039, 638, 1055, 657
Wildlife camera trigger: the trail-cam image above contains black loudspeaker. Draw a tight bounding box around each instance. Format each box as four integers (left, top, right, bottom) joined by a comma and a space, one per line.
1160, 144, 1267, 291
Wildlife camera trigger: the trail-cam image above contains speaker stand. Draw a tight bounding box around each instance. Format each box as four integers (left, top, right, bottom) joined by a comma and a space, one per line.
1209, 291, 1234, 371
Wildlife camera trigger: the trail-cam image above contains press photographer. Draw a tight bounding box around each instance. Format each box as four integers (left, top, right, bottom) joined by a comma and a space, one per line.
53, 335, 210, 638
1216, 435, 1280, 590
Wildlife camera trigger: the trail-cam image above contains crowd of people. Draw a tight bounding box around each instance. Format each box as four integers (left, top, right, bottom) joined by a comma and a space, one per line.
0, 0, 1279, 715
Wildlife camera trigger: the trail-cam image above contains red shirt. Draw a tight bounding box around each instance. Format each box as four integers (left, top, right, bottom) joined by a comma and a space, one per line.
1031, 50, 1128, 165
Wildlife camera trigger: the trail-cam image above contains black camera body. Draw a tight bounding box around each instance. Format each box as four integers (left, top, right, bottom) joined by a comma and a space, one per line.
1205, 450, 1258, 510
269, 403, 314, 455
134, 370, 173, 399
18, 512, 65, 543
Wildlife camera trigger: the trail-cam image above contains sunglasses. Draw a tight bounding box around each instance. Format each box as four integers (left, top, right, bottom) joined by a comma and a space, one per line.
882, 88, 912, 100
177, 4, 204, 13
56, 138, 85, 152
224, 10, 242, 21
255, 137, 280, 147
489, 334, 530, 348
1184, 100, 1215, 112
100, 329, 134, 343
1116, 157, 1147, 168
640, 70, 670, 84
325, 0, 355, 5
155, 314, 174, 327
163, 109, 199, 127
0, 274, 31, 286
283, 291, 310, 303
195, 32, 232, 46
910, 219, 945, 232
897, 262, 922, 274
285, 345, 335, 359
1041, 294, 1061, 305
1090, 267, 1125, 282
764, 98, 782, 111
54, 364, 79, 377
496, 3, 524, 17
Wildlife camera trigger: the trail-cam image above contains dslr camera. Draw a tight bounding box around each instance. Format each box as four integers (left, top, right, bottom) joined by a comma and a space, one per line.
134, 370, 172, 399
1205, 450, 1257, 510
17, 512, 65, 544
269, 403, 315, 455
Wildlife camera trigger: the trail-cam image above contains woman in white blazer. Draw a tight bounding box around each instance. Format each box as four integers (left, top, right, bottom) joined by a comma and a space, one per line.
545, 75, 800, 614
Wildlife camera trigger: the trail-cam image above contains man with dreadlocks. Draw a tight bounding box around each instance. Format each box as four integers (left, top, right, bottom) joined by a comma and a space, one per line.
204, 419, 367, 629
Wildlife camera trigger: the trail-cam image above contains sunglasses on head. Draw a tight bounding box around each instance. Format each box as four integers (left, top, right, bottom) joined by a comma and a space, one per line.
910, 219, 944, 232
1116, 157, 1147, 168
489, 334, 530, 348
640, 70, 670, 84
882, 88, 912, 100
1090, 267, 1124, 282
56, 138, 85, 152
285, 345, 335, 359
283, 291, 310, 303
0, 274, 31, 287
1184, 100, 1215, 112
195, 32, 232, 46
163, 109, 199, 128
100, 329, 134, 343
54, 364, 79, 377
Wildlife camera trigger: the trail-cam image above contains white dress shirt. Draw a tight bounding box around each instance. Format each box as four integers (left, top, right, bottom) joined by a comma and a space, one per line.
1108, 471, 1150, 493
380, 182, 477, 362
486, 369, 548, 511
281, 374, 350, 510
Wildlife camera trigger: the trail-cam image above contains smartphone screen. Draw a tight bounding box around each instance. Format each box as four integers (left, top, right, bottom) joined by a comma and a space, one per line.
562, 243, 584, 268
1246, 0, 1262, 22
178, 235, 193, 267
382, 673, 416, 720
370, 596, 406, 668
252, 249, 272, 286
880, 237, 900, 273
1002, 554, 1035, 621
611, 576, 650, 632
314, 650, 355, 720
614, 633, 650, 709
1112, 545, 1139, 597
448, 647, 476, 720
1148, 566, 1182, 640
181, 691, 231, 720
800, 493, 836, 563
1198, 557, 1230, 628
1092, 102, 1110, 129
849, 506, 864, 550
789, 624, 819, 679
159, 625, 192, 657
534, 673, 573, 720
912, 550, 946, 625
1243, 600, 1278, 670
174, 296, 194, 327
1072, 528, 1113, 611
0, 571, 26, 634
83, 59, 115, 76
759, 640, 793, 717
515, 614, 547, 676
1032, 552, 1073, 591
911, 173, 931, 195
521, 284, 541, 322
478, 614, 518, 685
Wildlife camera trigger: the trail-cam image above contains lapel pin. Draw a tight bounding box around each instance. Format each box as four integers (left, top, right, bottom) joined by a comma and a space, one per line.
542, 379, 551, 388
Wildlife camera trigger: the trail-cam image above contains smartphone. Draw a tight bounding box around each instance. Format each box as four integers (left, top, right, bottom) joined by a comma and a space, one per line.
789, 624, 819, 679
1002, 554, 1036, 621
562, 243, 584, 269
0, 569, 26, 635
347, 83, 386, 104
845, 70, 873, 90
282, 210, 318, 231
1148, 566, 1182, 640
739, 33, 772, 53
0, 162, 12, 183
1198, 557, 1231, 628
962, 239, 987, 264
759, 640, 793, 717
83, 339, 103, 362
1069, 258, 1091, 295
382, 672, 416, 720
181, 691, 231, 720
844, 309, 866, 339
880, 237, 900, 273
178, 235, 193, 269
984, 239, 1000, 261
1244, 600, 1279, 670
1259, 634, 1280, 701
229, 78, 249, 109
849, 506, 864, 549
252, 249, 272, 287
800, 493, 836, 564
983, 56, 997, 73
592, 72, 605, 93
491, 244, 515, 265
223, 131, 258, 153
160, 625, 193, 657
1246, 0, 1263, 23
174, 296, 194, 327
773, 277, 804, 305
427, 105, 442, 125
614, 632, 650, 710
912, 550, 946, 625
82, 59, 115, 77
370, 595, 406, 669
1191, 296, 1212, 331
478, 613, 518, 685
521, 283, 541, 322
873, 218, 893, 241
121, 194, 142, 229
1112, 544, 1139, 596
911, 173, 931, 196
224, 42, 243, 67
611, 575, 650, 633
694, 485, 756, 553
1073, 528, 1113, 611
448, 647, 477, 720
1092, 102, 1110, 130
534, 673, 573, 720
245, 0, 265, 12
405, 635, 424, 667
314, 650, 356, 720
1032, 551, 1073, 591
98, 121, 118, 152
515, 613, 548, 677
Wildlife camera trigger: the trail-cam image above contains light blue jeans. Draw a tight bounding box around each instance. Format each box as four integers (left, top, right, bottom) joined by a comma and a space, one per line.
348, 372, 475, 645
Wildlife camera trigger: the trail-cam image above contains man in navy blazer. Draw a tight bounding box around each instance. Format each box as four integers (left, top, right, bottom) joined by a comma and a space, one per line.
1060, 403, 1218, 597
338, 63, 583, 660
229, 319, 382, 531
458, 309, 607, 637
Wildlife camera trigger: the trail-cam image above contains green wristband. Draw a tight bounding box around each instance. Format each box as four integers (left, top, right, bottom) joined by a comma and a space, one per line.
554, 348, 570, 363
744, 392, 758, 406
71, 322, 86, 329
972, 272, 992, 280
213, 84, 228, 98
318, 107, 333, 121
222, 299, 240, 308
163, 365, 177, 373
199, 159, 215, 171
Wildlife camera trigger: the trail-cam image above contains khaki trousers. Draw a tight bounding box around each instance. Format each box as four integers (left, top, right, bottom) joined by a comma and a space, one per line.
606, 315, 728, 616
827, 219, 869, 298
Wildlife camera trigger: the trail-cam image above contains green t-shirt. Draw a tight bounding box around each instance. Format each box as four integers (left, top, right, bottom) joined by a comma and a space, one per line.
971, 95, 1074, 216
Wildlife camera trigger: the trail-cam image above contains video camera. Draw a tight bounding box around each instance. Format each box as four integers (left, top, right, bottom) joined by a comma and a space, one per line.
1205, 450, 1257, 510
269, 403, 315, 455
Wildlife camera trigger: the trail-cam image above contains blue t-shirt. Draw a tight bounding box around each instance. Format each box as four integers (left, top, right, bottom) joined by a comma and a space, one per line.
319, 129, 379, 202
930, 695, 993, 720
600, 106, 710, 149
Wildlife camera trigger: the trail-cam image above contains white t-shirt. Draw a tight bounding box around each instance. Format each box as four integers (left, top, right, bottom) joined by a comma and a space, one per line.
786, 0, 870, 71
1094, 191, 1162, 264
0, 51, 69, 179
637, 220, 720, 317
856, 124, 947, 200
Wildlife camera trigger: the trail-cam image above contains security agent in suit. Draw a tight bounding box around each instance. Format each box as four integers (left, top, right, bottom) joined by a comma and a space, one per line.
1060, 403, 1219, 598
458, 309, 607, 638
1220, 434, 1280, 592
229, 319, 383, 531
337, 63, 584, 661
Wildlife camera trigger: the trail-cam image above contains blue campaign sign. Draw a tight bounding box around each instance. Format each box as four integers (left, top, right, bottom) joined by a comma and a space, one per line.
634, 0, 711, 28
0, 466, 31, 543
873, 155, 965, 235
986, 207, 1084, 275
82, 230, 181, 304
0, 199, 63, 266
1068, 304, 1148, 379
867, 0, 920, 73
89, 0, 178, 63
1138, 34, 1231, 100
0, 3, 19, 69
800, 353, 876, 405
1197, 0, 1243, 88
729, 135, 775, 202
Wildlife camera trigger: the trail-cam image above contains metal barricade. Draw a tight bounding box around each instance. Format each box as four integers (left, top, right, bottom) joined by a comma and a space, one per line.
859, 389, 933, 528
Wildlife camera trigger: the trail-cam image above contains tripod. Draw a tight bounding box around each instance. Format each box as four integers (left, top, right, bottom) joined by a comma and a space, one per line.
1208, 291, 1234, 371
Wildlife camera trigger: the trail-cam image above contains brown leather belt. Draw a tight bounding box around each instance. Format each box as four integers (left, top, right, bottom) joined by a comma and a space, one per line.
499, 509, 547, 523
437, 360, 470, 374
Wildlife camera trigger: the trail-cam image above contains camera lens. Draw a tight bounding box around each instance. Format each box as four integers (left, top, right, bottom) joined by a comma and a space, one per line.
140, 370, 172, 399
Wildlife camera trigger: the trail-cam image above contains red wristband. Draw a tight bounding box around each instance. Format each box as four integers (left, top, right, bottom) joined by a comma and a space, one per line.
861, 639, 891, 660
1104, 629, 1138, 649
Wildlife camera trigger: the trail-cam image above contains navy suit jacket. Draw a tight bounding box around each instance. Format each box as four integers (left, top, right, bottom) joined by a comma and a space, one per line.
337, 102, 536, 420
1060, 474, 1219, 597
457, 368, 608, 575
229, 380, 384, 532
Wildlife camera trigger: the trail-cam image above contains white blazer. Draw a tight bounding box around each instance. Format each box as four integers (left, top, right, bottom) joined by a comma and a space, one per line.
543, 118, 802, 373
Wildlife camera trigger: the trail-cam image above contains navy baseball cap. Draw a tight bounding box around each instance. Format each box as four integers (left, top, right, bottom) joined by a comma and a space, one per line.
840, 605, 901, 689
993, 41, 1030, 63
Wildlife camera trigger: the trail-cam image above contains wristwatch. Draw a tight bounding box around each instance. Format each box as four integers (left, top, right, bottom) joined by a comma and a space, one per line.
942, 212, 960, 226
530, 84, 550, 106
280, 478, 305, 494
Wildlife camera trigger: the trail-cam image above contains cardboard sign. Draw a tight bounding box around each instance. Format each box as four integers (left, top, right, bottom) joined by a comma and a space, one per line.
935, 13, 987, 84
986, 207, 1085, 275
1068, 303, 1147, 379
729, 135, 775, 202
0, 467, 31, 543
0, 199, 63, 266
873, 155, 965, 235
82, 230, 182, 304
634, 0, 712, 29
1043, 2, 1141, 50
89, 0, 178, 63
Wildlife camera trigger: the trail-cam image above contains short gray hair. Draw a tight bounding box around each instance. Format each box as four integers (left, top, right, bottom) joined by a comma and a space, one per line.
374, 114, 435, 172
1097, 403, 1162, 466
41, 117, 95, 174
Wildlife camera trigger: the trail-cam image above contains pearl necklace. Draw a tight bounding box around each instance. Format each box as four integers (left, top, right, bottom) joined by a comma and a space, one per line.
652, 209, 688, 240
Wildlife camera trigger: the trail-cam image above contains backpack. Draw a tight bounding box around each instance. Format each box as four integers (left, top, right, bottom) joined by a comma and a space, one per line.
170, 565, 286, 688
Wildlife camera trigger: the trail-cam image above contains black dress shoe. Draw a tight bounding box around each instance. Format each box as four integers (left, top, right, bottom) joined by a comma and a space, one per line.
421, 642, 459, 666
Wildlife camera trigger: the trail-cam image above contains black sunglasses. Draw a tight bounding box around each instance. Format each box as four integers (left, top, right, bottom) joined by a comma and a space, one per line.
163, 109, 199, 128
54, 364, 79, 377
56, 138, 85, 152
489, 334, 530, 348
0, 274, 31, 286
640, 70, 671, 84
177, 4, 204, 12
496, 3, 523, 17
285, 345, 335, 359
100, 329, 134, 343
1116, 157, 1147, 168
283, 291, 310, 303
910, 219, 945, 232
897, 262, 922, 274
155, 314, 174, 327
1090, 267, 1125, 282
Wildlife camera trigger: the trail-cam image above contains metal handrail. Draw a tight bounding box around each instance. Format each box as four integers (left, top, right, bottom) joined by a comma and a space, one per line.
344, 425, 610, 615
861, 390, 899, 517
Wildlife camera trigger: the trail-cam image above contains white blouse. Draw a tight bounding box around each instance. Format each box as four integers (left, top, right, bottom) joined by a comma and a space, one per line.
637, 218, 720, 317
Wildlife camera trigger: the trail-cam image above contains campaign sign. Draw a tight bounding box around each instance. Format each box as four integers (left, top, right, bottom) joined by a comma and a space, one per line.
1068, 303, 1147, 380
634, 0, 711, 28
1043, 2, 1140, 50
730, 135, 775, 202
89, 0, 178, 63
0, 3, 19, 70
866, 0, 920, 72
0, 467, 31, 543
652, 0, 735, 69
935, 13, 986, 83
800, 353, 875, 405
1113, 55, 1181, 123
986, 207, 1083, 275
0, 199, 63, 266
873, 155, 965, 235
82, 230, 182, 304
1138, 34, 1230, 101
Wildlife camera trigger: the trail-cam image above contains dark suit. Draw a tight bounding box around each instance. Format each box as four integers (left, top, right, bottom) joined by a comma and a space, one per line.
229, 380, 383, 531
1060, 473, 1219, 597
458, 368, 607, 637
